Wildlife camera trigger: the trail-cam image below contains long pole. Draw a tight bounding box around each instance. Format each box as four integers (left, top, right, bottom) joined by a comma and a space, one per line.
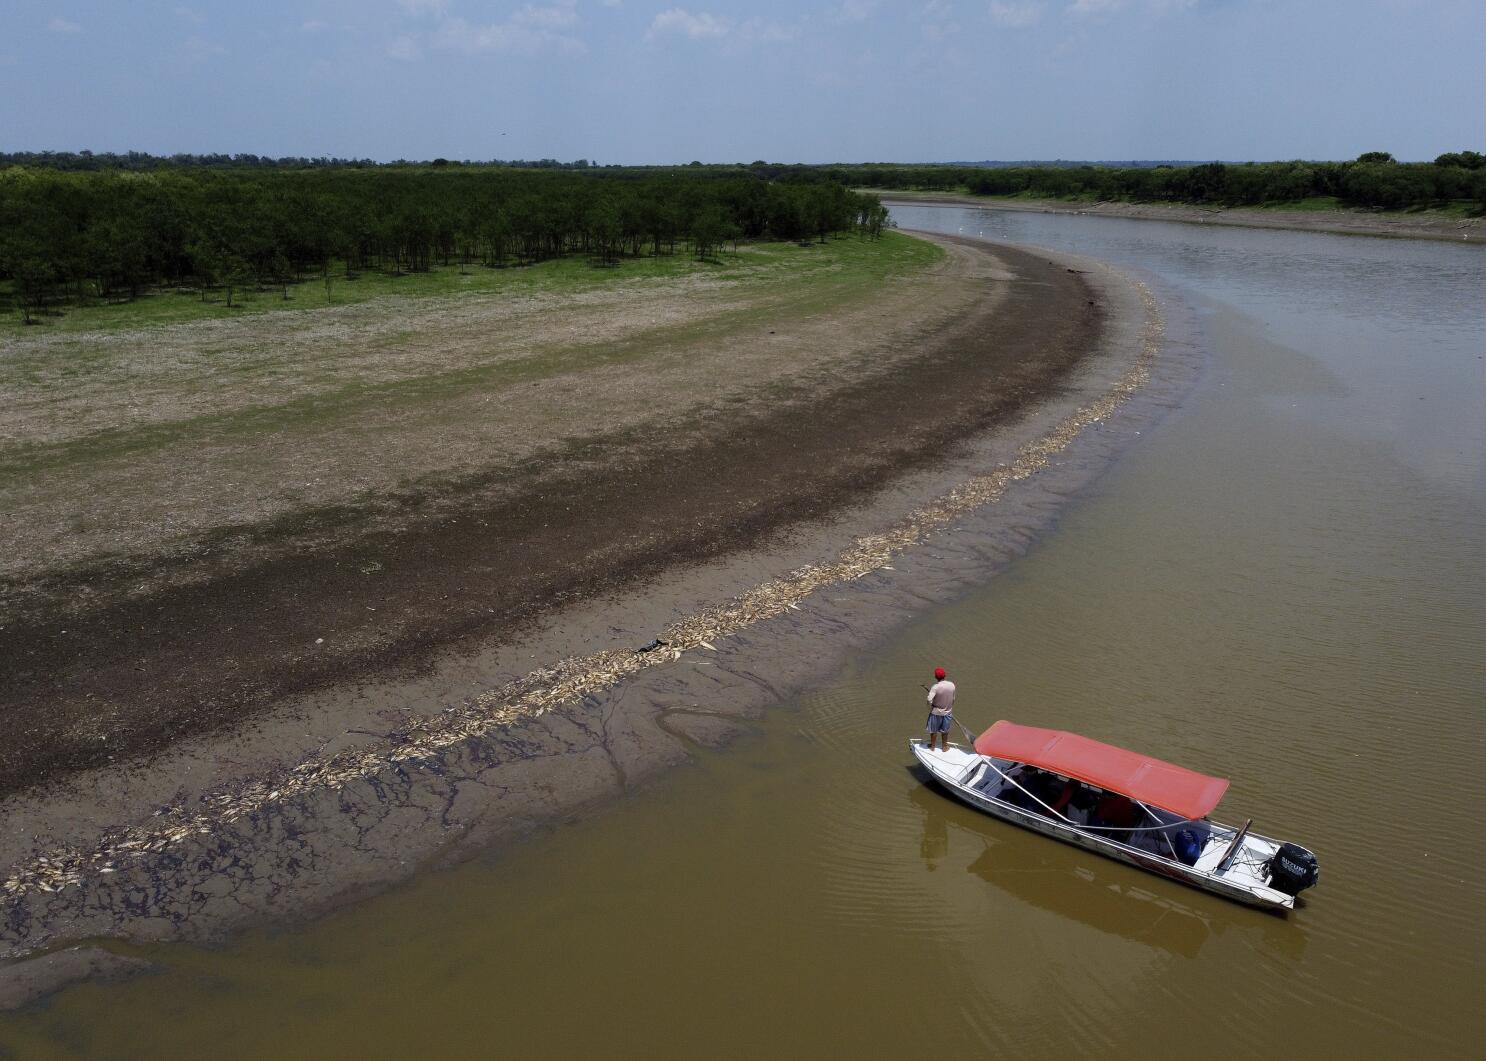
1215, 819, 1253, 874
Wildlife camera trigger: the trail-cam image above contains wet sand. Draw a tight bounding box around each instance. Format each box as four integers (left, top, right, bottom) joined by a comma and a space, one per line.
0, 235, 1175, 1005
882, 192, 1486, 243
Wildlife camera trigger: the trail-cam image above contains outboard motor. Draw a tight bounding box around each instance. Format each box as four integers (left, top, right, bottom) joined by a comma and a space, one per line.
1267, 843, 1320, 896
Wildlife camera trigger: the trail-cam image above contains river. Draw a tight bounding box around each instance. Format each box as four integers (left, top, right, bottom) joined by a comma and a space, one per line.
3, 206, 1483, 1058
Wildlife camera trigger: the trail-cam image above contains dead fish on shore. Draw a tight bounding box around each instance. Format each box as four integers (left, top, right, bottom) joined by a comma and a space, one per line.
0, 287, 1165, 905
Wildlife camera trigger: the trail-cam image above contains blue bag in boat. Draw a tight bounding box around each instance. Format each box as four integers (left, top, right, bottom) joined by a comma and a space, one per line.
1172, 829, 1201, 866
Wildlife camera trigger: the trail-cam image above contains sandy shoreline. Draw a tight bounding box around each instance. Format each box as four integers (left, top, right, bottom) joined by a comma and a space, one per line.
881, 193, 1486, 243
0, 236, 1193, 1007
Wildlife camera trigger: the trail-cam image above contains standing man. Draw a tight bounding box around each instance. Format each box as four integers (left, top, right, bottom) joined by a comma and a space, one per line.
925, 666, 956, 752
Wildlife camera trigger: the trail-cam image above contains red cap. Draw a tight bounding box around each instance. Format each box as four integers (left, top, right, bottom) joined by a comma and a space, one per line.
934, 667, 947, 681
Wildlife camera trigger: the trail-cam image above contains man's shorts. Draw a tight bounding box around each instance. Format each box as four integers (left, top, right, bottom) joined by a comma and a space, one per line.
926, 713, 952, 734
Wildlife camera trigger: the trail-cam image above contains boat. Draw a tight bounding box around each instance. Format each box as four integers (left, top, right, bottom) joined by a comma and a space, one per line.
910, 720, 1319, 911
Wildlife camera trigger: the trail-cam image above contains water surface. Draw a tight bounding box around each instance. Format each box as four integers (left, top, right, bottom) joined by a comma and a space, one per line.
5, 207, 1483, 1058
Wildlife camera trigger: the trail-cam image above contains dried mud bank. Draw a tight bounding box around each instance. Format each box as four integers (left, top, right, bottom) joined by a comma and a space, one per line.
1, 235, 992, 793
883, 193, 1486, 243
0, 237, 1197, 1008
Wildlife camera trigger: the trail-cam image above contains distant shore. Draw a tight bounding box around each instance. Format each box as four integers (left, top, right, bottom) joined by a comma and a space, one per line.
879, 191, 1485, 244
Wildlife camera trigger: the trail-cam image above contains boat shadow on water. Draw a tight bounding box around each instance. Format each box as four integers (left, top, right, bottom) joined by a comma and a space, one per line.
905, 768, 1308, 961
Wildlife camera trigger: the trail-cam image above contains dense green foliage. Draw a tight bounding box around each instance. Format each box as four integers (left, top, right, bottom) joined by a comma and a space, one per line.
0, 150, 610, 172
808, 153, 1486, 212
0, 167, 889, 323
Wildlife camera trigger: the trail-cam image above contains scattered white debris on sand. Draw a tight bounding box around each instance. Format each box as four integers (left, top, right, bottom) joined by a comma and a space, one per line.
2, 285, 1159, 900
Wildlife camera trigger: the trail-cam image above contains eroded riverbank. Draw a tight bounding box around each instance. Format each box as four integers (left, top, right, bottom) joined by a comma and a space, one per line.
0, 237, 1175, 999
882, 191, 1486, 243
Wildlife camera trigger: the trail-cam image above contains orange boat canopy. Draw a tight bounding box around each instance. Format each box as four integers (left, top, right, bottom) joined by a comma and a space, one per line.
973, 721, 1230, 820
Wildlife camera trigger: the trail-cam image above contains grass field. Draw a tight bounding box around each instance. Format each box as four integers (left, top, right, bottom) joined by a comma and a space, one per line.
1, 230, 956, 592
1, 233, 941, 337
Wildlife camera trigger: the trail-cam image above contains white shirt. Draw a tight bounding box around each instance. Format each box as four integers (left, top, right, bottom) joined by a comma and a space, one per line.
926, 679, 956, 716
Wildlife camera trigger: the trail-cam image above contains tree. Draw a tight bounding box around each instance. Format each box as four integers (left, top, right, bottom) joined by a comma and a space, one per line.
270, 249, 294, 300
0, 164, 888, 322
8, 254, 54, 324
690, 206, 727, 261
221, 252, 252, 307
586, 198, 622, 265
1175, 162, 1229, 202
859, 199, 889, 239
1435, 150, 1485, 170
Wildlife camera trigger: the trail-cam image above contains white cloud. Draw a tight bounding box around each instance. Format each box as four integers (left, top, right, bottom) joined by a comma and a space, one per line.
301, 19, 330, 32
837, 0, 878, 21
47, 17, 82, 33
512, 4, 579, 31
173, 5, 205, 24
918, 0, 959, 41
391, 1, 586, 59
644, 9, 796, 45
1067, 0, 1196, 18
989, 2, 1042, 27
434, 14, 586, 55
387, 34, 422, 60
740, 19, 799, 43
179, 35, 226, 64
647, 9, 731, 40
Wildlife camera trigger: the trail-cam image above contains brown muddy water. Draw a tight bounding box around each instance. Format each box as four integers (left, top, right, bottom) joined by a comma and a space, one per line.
4, 208, 1485, 1058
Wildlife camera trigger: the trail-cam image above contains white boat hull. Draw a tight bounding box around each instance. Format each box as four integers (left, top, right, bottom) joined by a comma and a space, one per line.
910, 740, 1299, 911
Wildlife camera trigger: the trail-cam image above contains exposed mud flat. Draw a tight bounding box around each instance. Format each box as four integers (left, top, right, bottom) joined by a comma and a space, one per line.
0, 237, 1193, 1008
0, 234, 984, 792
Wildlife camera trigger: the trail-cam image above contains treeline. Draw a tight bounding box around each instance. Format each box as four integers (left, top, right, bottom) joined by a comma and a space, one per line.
808, 152, 1486, 212
0, 150, 610, 172
0, 168, 889, 322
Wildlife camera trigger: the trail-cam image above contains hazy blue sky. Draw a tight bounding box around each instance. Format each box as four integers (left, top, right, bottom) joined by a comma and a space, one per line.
4, 1, 1481, 163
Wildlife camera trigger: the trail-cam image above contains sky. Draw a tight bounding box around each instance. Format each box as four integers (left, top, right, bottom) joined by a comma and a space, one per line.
3, 1, 1483, 164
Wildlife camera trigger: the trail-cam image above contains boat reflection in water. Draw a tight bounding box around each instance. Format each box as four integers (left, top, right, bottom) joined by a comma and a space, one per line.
918, 796, 950, 868
908, 772, 1306, 962
968, 839, 1217, 960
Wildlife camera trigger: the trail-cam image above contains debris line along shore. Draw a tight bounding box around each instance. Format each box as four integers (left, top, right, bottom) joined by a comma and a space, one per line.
2, 283, 1160, 902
